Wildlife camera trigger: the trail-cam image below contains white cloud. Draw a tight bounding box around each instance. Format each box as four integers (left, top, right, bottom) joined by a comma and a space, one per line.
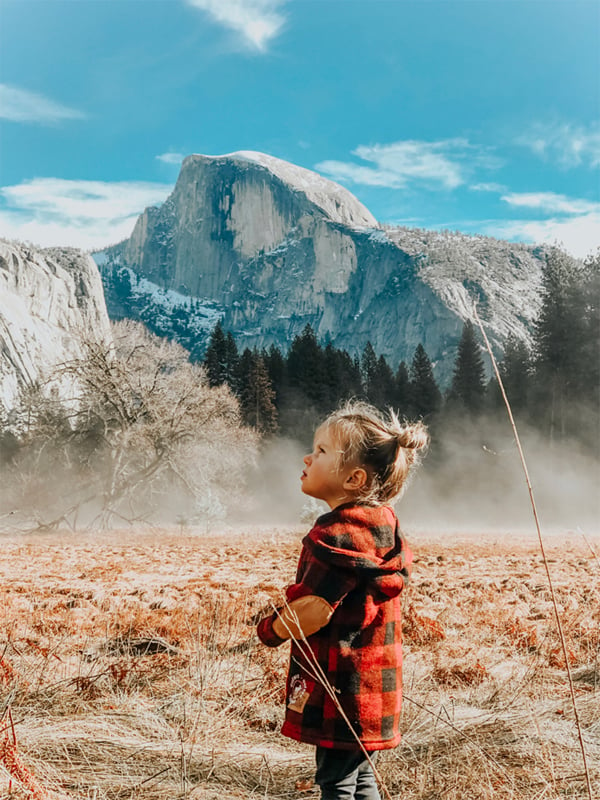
316, 139, 495, 191
315, 159, 409, 188
482, 188, 600, 257
0, 83, 86, 124
502, 191, 600, 215
185, 0, 286, 51
0, 178, 173, 250
517, 122, 600, 169
484, 213, 600, 259
156, 152, 186, 165
471, 182, 507, 193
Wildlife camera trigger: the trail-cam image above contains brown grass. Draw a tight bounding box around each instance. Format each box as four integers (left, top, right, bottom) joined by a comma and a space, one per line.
0, 526, 598, 799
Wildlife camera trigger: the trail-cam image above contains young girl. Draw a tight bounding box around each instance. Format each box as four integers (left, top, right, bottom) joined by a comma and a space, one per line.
257, 401, 428, 800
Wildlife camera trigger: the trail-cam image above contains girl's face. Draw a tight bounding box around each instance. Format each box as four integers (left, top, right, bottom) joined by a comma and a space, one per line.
301, 426, 358, 509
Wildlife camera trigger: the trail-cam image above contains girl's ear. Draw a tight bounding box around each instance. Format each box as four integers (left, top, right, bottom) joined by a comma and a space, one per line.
343, 467, 368, 492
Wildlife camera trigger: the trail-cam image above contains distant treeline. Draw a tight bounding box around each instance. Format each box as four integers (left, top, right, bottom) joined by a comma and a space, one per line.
204, 248, 599, 450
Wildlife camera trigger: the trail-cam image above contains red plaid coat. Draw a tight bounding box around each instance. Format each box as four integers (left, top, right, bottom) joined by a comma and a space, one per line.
257, 502, 412, 750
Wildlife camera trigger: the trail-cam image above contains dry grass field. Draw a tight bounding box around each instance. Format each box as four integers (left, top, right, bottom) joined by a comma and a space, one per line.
0, 525, 598, 799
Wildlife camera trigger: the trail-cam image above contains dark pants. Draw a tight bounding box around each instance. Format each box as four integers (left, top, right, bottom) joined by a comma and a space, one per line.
315, 746, 381, 800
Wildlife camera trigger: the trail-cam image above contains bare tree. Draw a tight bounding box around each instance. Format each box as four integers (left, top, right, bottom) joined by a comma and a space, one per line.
1, 321, 257, 530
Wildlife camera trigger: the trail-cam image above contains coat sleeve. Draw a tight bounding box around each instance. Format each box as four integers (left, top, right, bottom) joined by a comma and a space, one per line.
256, 542, 358, 647
257, 594, 335, 646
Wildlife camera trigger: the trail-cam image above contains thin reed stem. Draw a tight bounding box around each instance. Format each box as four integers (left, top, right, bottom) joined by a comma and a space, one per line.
577, 526, 599, 565
271, 603, 394, 800
472, 304, 594, 800
0, 709, 26, 738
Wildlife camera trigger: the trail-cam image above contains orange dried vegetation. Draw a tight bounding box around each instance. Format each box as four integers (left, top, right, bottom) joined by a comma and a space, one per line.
0, 712, 48, 800
0, 657, 16, 688
505, 619, 538, 651
548, 647, 578, 669
431, 660, 488, 687
403, 604, 446, 645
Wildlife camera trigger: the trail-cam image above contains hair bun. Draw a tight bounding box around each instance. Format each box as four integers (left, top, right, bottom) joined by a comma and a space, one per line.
321, 401, 429, 503
395, 421, 429, 451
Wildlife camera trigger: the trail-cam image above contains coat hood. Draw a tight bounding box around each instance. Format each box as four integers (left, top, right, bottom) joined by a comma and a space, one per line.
302, 503, 411, 600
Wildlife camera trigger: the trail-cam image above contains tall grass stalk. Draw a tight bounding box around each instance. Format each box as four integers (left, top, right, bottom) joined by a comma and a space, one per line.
578, 526, 599, 565
271, 603, 395, 800
472, 304, 594, 800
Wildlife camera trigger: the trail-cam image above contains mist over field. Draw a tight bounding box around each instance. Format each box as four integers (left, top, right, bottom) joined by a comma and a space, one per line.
1, 405, 597, 541
401, 428, 600, 538
241, 422, 600, 541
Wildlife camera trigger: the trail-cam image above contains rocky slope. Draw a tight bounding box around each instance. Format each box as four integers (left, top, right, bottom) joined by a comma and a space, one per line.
97, 151, 547, 383
0, 240, 112, 414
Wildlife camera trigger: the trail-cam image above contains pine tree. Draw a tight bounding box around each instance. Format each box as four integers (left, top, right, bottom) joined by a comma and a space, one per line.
342, 350, 363, 400
360, 341, 378, 399
532, 248, 599, 441
449, 320, 486, 414
492, 334, 531, 413
321, 342, 340, 411
321, 345, 362, 409
263, 344, 286, 408
286, 324, 325, 409
581, 251, 600, 411
236, 349, 278, 434
224, 332, 239, 387
204, 321, 228, 386
113, 267, 133, 306
370, 355, 396, 409
394, 361, 410, 414
409, 344, 442, 418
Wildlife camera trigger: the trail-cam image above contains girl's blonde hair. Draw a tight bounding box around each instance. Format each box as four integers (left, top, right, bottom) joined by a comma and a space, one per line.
320, 400, 429, 505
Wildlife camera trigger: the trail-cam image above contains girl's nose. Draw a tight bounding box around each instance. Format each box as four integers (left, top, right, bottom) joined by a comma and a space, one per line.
303, 454, 311, 465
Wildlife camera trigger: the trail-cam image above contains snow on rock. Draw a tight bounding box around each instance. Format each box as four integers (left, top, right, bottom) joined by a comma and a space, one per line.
0, 240, 112, 413
211, 151, 378, 228
386, 227, 545, 347
110, 151, 549, 384
125, 266, 223, 334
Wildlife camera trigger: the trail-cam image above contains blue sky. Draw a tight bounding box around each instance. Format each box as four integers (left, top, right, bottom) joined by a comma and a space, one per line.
0, 0, 598, 257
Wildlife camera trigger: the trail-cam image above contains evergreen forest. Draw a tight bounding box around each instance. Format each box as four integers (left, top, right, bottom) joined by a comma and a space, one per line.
203, 249, 599, 452
100, 248, 599, 451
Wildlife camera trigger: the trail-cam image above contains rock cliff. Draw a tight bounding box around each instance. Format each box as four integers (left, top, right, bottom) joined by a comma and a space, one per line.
98, 151, 547, 383
0, 240, 112, 413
